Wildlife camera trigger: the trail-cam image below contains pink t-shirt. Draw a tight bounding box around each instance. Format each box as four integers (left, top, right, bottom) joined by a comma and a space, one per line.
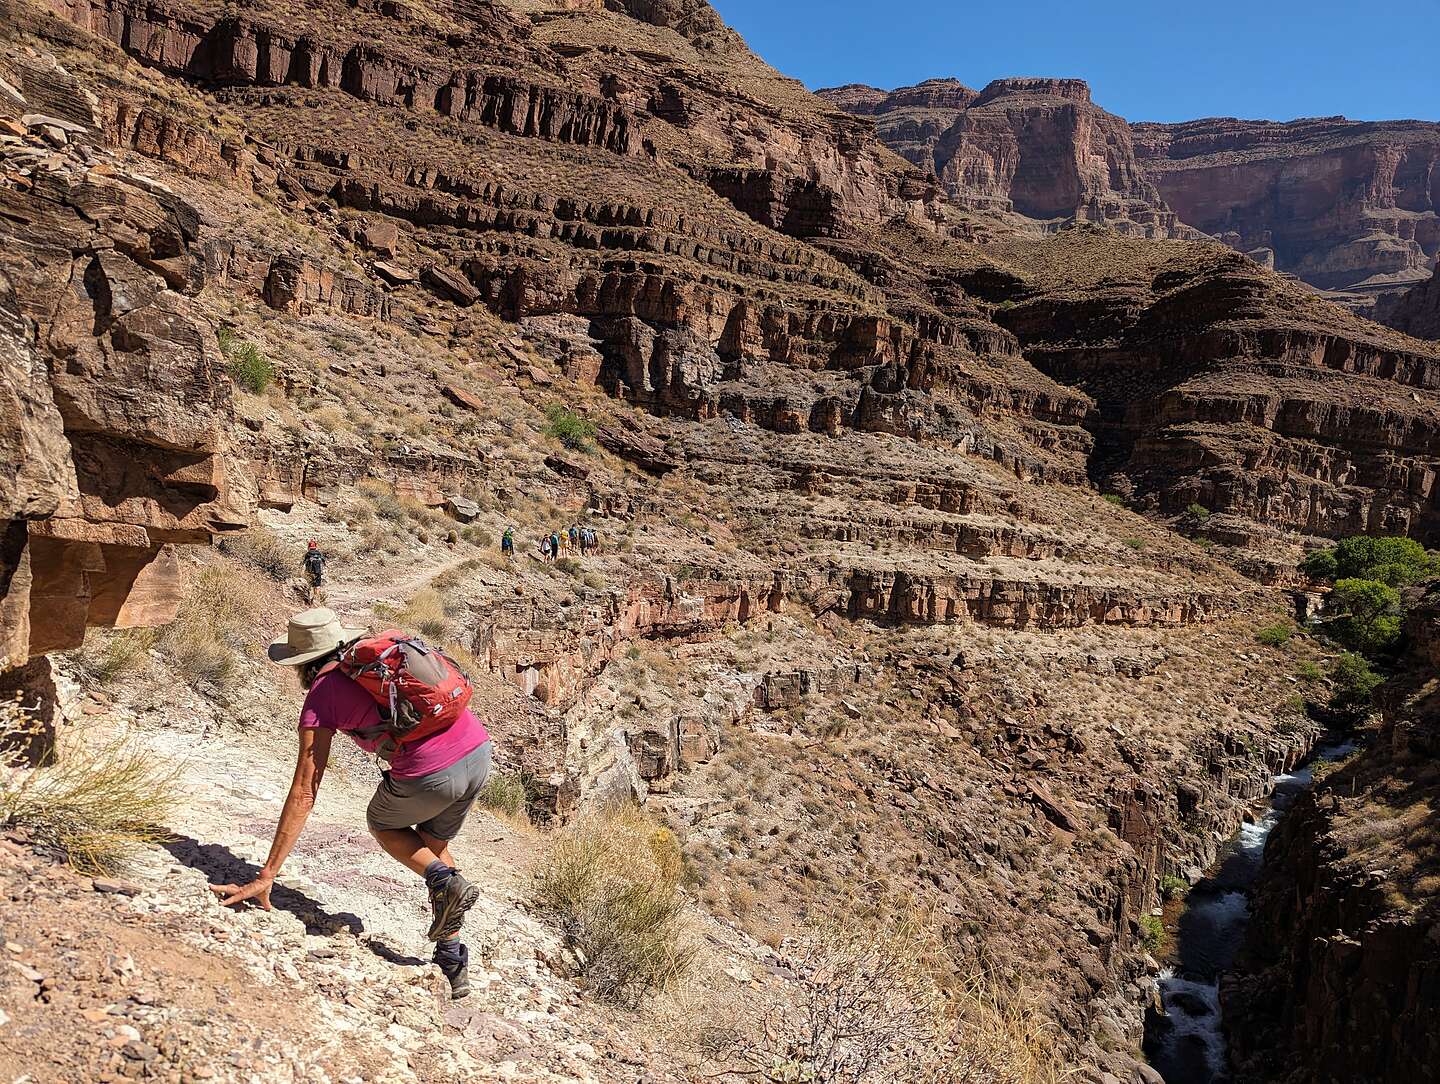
299, 669, 491, 778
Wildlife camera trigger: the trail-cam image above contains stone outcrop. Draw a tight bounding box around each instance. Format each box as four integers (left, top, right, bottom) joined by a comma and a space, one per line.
0, 51, 245, 668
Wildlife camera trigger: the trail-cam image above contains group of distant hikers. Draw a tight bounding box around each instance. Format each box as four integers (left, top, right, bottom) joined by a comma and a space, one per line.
533, 524, 602, 563
209, 523, 611, 1000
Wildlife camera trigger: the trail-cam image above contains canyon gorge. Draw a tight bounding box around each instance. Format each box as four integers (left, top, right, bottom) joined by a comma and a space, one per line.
1, 1, 1438, 1082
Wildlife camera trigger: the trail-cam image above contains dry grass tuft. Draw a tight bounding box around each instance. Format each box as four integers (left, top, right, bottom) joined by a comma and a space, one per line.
159, 565, 269, 689
219, 526, 297, 582
532, 803, 695, 1007
77, 628, 157, 685
0, 716, 179, 875
382, 587, 450, 641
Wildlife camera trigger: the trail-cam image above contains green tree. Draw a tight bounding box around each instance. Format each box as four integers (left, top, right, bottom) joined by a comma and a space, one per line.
1333, 536, 1438, 586
1329, 578, 1402, 654
1330, 652, 1383, 719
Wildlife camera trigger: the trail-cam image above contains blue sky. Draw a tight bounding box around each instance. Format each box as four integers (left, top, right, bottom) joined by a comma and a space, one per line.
710, 0, 1440, 123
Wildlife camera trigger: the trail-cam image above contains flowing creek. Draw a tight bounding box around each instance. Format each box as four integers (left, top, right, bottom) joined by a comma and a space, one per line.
1143, 738, 1357, 1083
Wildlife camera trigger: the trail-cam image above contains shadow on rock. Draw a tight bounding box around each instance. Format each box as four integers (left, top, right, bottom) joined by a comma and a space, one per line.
163, 834, 365, 936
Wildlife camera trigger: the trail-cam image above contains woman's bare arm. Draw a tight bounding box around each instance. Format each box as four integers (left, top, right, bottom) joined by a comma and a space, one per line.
210, 727, 335, 909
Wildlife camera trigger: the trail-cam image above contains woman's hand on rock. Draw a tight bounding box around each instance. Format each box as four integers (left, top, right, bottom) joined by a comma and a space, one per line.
209, 872, 275, 911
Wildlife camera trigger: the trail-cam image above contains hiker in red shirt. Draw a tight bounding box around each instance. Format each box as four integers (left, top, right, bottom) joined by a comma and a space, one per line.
209, 608, 492, 999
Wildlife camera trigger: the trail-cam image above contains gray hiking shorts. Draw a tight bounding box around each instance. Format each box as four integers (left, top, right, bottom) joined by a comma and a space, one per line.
365, 741, 492, 841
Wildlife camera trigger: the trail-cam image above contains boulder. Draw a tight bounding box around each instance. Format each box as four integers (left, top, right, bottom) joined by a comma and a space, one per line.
421, 265, 480, 306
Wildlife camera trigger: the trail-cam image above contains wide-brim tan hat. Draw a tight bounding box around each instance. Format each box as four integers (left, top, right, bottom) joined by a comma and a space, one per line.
268, 608, 367, 667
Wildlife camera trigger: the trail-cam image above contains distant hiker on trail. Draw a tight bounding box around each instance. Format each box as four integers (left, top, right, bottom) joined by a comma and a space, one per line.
539, 534, 552, 563
303, 541, 326, 588
501, 527, 515, 558
550, 530, 562, 558
568, 525, 579, 550
209, 608, 493, 1001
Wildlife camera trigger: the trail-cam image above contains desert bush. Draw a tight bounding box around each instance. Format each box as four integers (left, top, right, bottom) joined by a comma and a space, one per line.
1184, 503, 1210, 522
381, 587, 450, 641
1255, 623, 1293, 648
1296, 661, 1324, 683
0, 720, 178, 875
477, 771, 528, 820
1160, 874, 1188, 901
159, 565, 267, 688
531, 803, 694, 1006
218, 526, 296, 582
1101, 494, 1126, 507
1121, 538, 1146, 551
460, 525, 493, 547
708, 910, 944, 1082
705, 910, 1066, 1084
218, 328, 274, 394
1139, 914, 1166, 954
543, 403, 597, 453
310, 405, 347, 433
359, 479, 406, 522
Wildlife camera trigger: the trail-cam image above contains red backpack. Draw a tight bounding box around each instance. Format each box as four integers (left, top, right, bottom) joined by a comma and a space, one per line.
331, 631, 474, 757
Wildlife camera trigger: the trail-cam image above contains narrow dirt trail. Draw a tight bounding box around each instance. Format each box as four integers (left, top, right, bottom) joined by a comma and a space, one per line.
317, 550, 474, 621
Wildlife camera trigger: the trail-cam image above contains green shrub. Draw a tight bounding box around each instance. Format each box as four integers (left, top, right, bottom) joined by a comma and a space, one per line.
218, 330, 274, 394
477, 771, 528, 820
1255, 623, 1294, 648
1102, 494, 1126, 507
1330, 652, 1383, 719
1122, 538, 1147, 551
531, 804, 694, 1006
1299, 547, 1338, 582
544, 404, 597, 453
1159, 875, 1188, 901
1139, 914, 1166, 954
555, 557, 581, 577
1184, 503, 1211, 521
1296, 661, 1324, 683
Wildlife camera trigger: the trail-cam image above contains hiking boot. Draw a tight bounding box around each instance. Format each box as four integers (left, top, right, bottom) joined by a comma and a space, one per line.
434, 940, 470, 1000
426, 871, 480, 941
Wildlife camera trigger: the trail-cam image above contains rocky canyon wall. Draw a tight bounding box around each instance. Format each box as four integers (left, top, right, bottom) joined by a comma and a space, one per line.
1222, 591, 1440, 1084
824, 83, 1440, 307
0, 41, 246, 684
